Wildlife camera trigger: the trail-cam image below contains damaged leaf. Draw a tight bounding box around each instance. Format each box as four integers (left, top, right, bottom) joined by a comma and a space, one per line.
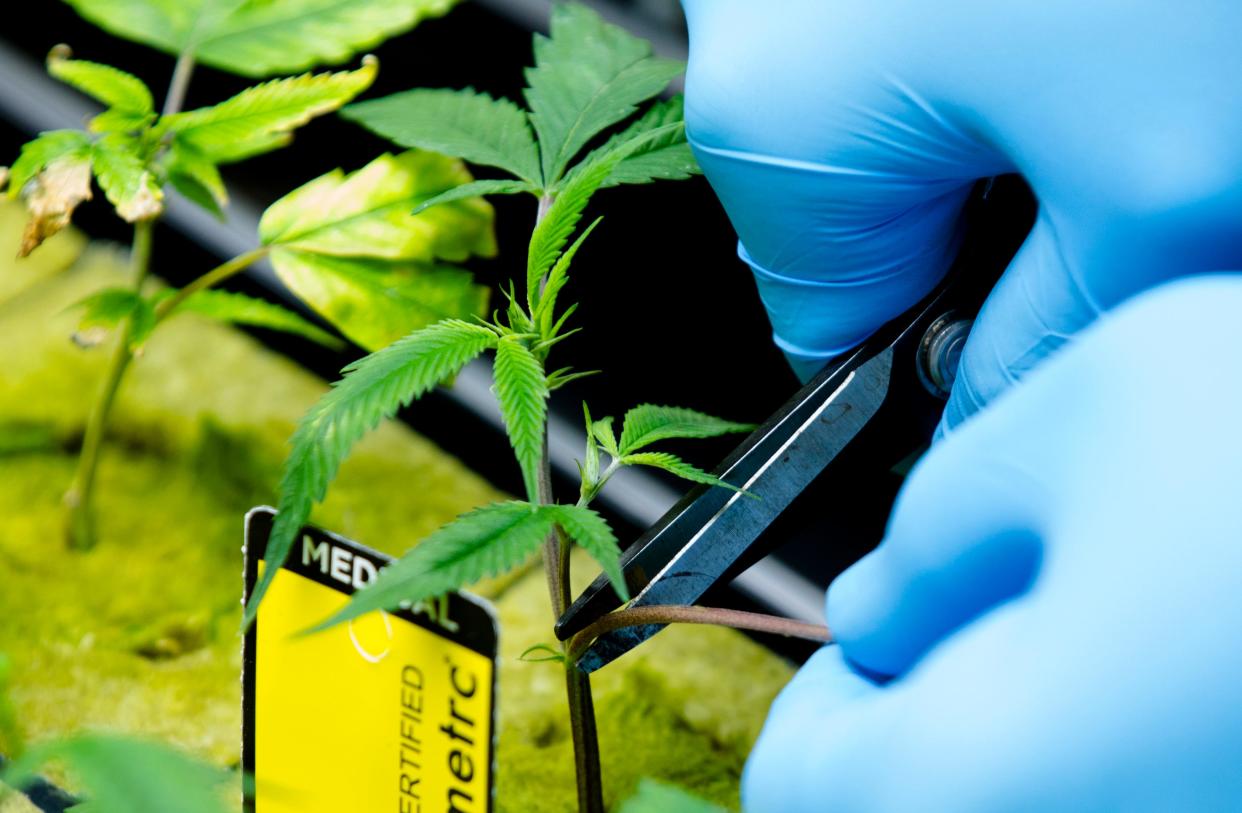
17, 150, 94, 258
91, 134, 163, 222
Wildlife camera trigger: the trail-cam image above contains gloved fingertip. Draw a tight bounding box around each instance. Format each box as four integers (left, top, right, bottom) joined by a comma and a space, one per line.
743, 647, 881, 812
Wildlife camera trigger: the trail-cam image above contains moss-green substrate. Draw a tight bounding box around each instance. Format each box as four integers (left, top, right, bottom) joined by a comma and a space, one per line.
0, 215, 793, 810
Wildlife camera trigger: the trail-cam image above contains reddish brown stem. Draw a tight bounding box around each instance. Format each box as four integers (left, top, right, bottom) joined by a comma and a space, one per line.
569, 605, 832, 662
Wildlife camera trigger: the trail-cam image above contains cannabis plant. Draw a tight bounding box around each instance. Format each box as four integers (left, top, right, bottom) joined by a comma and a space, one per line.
3, 0, 494, 550
241, 5, 795, 810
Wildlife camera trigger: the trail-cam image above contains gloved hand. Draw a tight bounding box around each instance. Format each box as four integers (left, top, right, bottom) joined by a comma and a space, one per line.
680, 0, 1242, 432
743, 275, 1242, 811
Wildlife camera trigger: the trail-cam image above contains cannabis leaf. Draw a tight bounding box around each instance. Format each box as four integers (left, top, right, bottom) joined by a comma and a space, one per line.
63, 0, 458, 77
524, 3, 683, 184
591, 414, 620, 459
620, 452, 748, 495
525, 149, 622, 307
412, 179, 537, 217
534, 216, 601, 330
7, 131, 93, 257
165, 141, 228, 215
493, 338, 549, 501
91, 134, 163, 222
260, 151, 494, 261
344, 88, 542, 184
160, 60, 377, 165
259, 151, 495, 350
1, 735, 231, 813
618, 405, 755, 455
271, 255, 488, 351
569, 97, 699, 189
581, 402, 601, 487
306, 501, 554, 632
245, 320, 498, 624
547, 504, 627, 600
619, 780, 727, 813
163, 288, 343, 349
69, 287, 156, 349
47, 50, 154, 123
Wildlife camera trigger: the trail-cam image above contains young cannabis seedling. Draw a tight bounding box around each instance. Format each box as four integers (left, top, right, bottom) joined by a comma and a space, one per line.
241, 5, 818, 810
3, 0, 492, 550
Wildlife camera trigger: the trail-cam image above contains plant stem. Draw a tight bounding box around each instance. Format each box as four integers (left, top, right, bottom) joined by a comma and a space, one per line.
152, 246, 270, 321
162, 51, 196, 118
568, 606, 833, 662
63, 220, 154, 550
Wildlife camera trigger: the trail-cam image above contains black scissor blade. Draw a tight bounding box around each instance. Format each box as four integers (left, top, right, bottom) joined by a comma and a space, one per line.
565, 347, 894, 673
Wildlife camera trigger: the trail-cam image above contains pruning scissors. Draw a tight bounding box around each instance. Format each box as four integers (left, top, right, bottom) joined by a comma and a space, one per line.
555, 178, 1032, 674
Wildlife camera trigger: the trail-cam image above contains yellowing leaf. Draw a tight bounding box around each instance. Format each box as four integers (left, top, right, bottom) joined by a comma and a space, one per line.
265, 251, 486, 351
261, 150, 495, 262
161, 60, 377, 164
64, 0, 457, 77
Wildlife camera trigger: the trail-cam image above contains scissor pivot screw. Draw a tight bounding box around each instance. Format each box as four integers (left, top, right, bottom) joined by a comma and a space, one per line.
919, 313, 972, 398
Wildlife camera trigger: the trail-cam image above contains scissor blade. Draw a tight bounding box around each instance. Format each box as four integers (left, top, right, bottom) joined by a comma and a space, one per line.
568, 346, 894, 673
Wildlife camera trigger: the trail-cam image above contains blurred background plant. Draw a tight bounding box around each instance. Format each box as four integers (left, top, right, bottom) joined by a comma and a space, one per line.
4, 0, 496, 550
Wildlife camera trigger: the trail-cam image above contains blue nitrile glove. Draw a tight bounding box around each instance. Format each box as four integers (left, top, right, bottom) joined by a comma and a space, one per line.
741, 275, 1242, 811
680, 0, 1242, 432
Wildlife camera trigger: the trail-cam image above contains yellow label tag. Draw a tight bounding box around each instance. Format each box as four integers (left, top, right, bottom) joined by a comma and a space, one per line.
243, 507, 498, 813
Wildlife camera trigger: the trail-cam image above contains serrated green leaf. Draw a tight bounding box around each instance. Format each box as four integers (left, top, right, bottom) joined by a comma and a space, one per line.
261, 150, 496, 262
581, 402, 600, 488
518, 643, 566, 663
547, 503, 627, 600
525, 151, 619, 308
91, 134, 163, 222
621, 451, 749, 495
619, 780, 728, 813
619, 404, 755, 455
163, 288, 343, 349
345, 88, 542, 184
534, 215, 600, 330
63, 0, 457, 77
47, 52, 154, 114
592, 415, 619, 458
546, 367, 599, 391
161, 60, 376, 164
524, 3, 683, 184
89, 108, 157, 135
68, 286, 156, 349
492, 338, 548, 501
412, 179, 537, 216
306, 501, 553, 632
166, 140, 227, 216
2, 735, 230, 813
245, 319, 497, 623
7, 130, 92, 200
267, 250, 487, 351
569, 97, 699, 189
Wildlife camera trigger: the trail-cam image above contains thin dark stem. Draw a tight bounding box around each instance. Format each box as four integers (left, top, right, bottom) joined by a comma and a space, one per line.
565, 667, 602, 813
64, 220, 154, 550
528, 189, 603, 812
569, 605, 832, 662
162, 51, 196, 118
